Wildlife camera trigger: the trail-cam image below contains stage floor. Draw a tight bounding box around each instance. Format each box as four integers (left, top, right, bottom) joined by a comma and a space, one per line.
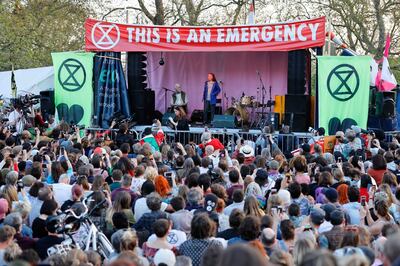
132, 125, 312, 136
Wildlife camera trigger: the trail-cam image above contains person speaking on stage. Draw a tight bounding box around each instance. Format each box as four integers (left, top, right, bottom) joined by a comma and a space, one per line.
170, 83, 188, 113
203, 73, 221, 124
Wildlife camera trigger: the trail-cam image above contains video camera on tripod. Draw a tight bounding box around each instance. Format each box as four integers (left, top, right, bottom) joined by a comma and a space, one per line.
11, 94, 40, 113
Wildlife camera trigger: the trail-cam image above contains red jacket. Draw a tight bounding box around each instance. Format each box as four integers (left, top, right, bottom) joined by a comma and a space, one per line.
199, 138, 224, 151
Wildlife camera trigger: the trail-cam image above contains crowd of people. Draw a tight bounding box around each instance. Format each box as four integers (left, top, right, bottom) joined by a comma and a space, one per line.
1, 118, 400, 266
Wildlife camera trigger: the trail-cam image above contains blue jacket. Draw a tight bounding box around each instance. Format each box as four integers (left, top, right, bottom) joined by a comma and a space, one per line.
203, 81, 221, 105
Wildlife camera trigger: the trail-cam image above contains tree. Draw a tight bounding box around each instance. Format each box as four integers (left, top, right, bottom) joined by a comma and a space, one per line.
100, 0, 249, 26
0, 0, 92, 71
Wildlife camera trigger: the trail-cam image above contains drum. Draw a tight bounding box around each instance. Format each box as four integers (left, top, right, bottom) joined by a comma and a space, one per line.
225, 105, 249, 126
240, 96, 253, 106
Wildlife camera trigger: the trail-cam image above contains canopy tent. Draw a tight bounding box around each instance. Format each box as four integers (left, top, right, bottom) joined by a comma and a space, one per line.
0, 66, 53, 99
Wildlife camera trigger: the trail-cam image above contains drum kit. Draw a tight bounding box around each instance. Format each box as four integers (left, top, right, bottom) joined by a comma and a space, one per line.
224, 93, 274, 129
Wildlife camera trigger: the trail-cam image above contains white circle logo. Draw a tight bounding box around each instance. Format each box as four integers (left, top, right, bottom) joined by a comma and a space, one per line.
91, 22, 120, 50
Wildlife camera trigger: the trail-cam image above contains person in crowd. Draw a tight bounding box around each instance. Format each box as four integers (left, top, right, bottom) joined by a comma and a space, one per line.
224, 189, 245, 216
111, 174, 138, 203
134, 192, 169, 235
367, 154, 387, 185
60, 184, 84, 211
35, 216, 64, 260
109, 169, 123, 192
32, 199, 58, 239
321, 209, 345, 250
5, 112, 400, 265
106, 191, 135, 230
169, 196, 193, 234
179, 213, 223, 266
142, 219, 177, 262
217, 209, 245, 240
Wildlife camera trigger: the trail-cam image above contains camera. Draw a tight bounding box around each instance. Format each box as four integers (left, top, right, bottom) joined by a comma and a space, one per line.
207, 164, 222, 183
308, 127, 317, 135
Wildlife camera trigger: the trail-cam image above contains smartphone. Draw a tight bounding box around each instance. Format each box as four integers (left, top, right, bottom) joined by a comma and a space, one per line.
338, 157, 342, 163
271, 188, 277, 194
271, 207, 277, 215
361, 196, 366, 206
164, 172, 174, 187
277, 206, 283, 213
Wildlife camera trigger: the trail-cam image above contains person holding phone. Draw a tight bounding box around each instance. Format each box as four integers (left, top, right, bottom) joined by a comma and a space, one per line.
342, 186, 362, 225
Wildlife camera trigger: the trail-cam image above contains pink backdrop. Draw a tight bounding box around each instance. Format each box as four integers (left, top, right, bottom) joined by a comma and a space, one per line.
146, 51, 288, 114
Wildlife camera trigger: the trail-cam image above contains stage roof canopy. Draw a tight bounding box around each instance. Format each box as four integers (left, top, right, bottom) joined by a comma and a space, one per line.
85, 17, 326, 52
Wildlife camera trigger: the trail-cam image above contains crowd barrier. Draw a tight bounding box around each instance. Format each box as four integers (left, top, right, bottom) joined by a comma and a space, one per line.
84, 127, 400, 156
133, 127, 313, 155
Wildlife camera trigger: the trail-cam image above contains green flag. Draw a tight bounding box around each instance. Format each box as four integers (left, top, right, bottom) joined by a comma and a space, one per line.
318, 56, 370, 134
52, 52, 95, 126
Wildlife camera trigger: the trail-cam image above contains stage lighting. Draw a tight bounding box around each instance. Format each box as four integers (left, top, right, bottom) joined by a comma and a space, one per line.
159, 52, 165, 66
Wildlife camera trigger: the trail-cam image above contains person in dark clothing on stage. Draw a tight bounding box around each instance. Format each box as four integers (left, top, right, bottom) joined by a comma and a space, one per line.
169, 107, 189, 131
203, 73, 221, 124
169, 106, 190, 143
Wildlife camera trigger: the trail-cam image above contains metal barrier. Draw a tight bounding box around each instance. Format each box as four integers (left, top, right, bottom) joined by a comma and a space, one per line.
384, 131, 400, 143
80, 126, 400, 156
134, 127, 314, 155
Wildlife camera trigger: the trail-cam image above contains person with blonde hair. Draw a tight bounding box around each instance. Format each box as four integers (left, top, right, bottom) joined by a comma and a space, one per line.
244, 195, 265, 218
119, 230, 149, 266
11, 201, 32, 237
144, 167, 158, 183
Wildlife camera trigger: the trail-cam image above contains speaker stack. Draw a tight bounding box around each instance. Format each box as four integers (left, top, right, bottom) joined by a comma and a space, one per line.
368, 89, 397, 131
40, 91, 55, 121
127, 52, 155, 125
284, 50, 310, 131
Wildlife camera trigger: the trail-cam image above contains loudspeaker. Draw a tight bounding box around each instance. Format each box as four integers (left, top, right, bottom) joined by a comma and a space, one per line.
370, 90, 396, 118
40, 91, 55, 118
284, 94, 310, 113
162, 112, 175, 126
287, 50, 307, 95
190, 109, 203, 124
127, 52, 147, 90
283, 113, 308, 132
130, 89, 155, 124
382, 91, 396, 118
212, 115, 235, 128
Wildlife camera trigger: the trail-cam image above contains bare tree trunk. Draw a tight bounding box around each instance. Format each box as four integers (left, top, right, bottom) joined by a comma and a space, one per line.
373, 0, 385, 56
137, 0, 165, 25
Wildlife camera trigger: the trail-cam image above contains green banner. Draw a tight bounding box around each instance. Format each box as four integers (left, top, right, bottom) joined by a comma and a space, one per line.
318, 56, 370, 134
52, 52, 95, 126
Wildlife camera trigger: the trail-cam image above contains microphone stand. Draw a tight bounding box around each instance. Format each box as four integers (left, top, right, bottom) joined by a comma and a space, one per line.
257, 72, 267, 123
162, 87, 174, 112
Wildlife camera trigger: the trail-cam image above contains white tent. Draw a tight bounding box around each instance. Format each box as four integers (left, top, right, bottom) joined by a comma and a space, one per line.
0, 66, 54, 100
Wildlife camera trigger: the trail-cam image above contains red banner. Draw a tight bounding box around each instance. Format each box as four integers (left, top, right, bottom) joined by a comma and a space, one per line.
85, 17, 325, 52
